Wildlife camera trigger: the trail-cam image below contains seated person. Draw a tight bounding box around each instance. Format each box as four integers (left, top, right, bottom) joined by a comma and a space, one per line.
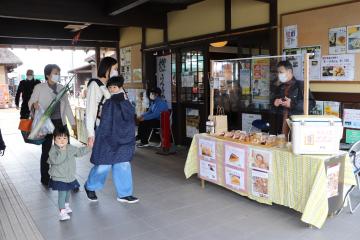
137, 88, 168, 147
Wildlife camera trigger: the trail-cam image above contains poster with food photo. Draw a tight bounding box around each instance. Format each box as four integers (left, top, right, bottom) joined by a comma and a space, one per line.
347, 25, 360, 53
329, 27, 347, 54
327, 163, 340, 198
321, 54, 355, 81
251, 169, 269, 198
198, 138, 216, 161
225, 167, 246, 192
224, 144, 247, 169
250, 148, 272, 172
199, 160, 217, 182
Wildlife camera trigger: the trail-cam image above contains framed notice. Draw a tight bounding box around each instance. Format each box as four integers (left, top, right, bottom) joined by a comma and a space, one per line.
347, 25, 360, 53
223, 143, 248, 192
329, 27, 347, 54
198, 137, 218, 183
343, 109, 360, 129
321, 54, 355, 81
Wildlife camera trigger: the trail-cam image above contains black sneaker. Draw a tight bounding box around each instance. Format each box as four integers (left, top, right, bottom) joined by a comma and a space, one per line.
117, 196, 139, 203
84, 187, 98, 202
73, 187, 80, 193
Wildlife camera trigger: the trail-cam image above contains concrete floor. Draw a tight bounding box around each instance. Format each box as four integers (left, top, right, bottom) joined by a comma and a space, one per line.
1, 108, 360, 240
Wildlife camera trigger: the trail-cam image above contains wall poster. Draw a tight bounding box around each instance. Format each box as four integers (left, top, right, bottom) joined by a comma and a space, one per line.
120, 47, 132, 83
251, 58, 270, 104
329, 27, 347, 54
284, 25, 298, 49
347, 25, 360, 53
321, 54, 355, 81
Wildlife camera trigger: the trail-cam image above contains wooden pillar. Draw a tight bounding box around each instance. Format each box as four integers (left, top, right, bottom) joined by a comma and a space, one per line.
95, 46, 101, 69
269, 0, 278, 55
225, 0, 231, 32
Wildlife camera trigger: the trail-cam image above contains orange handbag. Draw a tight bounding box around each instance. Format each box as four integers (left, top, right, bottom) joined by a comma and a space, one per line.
18, 119, 33, 132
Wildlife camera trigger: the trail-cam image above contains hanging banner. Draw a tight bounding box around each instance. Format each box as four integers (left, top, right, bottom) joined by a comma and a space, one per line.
156, 55, 172, 108
329, 27, 347, 55
321, 54, 355, 81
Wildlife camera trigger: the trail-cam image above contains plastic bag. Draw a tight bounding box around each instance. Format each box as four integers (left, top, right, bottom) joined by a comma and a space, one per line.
31, 106, 55, 140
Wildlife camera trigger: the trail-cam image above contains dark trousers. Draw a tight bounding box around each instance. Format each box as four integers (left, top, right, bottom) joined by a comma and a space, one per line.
40, 119, 67, 184
20, 101, 31, 119
138, 119, 160, 144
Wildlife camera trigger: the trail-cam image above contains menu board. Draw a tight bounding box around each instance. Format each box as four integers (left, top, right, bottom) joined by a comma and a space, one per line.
321, 54, 355, 81
329, 27, 347, 54
198, 137, 217, 183
223, 143, 248, 192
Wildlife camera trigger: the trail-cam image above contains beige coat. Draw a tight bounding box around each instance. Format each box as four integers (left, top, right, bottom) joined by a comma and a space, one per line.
28, 83, 75, 126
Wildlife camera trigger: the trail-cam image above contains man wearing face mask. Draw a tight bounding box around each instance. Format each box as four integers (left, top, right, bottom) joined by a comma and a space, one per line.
136, 87, 168, 147
15, 69, 41, 119
272, 60, 316, 135
28, 64, 75, 186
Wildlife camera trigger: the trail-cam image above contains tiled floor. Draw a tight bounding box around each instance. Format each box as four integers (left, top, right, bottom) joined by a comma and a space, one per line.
1, 108, 360, 240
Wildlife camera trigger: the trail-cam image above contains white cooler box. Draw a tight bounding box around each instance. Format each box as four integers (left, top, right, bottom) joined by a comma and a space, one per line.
288, 115, 343, 155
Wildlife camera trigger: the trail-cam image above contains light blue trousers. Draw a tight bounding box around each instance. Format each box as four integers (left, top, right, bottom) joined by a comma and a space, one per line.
85, 162, 133, 198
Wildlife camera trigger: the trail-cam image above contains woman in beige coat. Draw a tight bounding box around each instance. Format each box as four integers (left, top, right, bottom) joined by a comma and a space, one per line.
28, 64, 75, 186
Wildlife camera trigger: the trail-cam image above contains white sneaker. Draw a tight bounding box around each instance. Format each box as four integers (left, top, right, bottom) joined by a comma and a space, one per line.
59, 209, 70, 221
65, 203, 72, 214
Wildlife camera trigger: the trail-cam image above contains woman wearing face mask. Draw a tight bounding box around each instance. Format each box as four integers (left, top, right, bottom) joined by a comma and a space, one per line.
83, 56, 118, 201
136, 87, 168, 147
272, 60, 316, 135
28, 64, 75, 186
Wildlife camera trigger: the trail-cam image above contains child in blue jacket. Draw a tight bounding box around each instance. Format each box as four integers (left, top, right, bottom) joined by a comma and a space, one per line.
84, 76, 138, 203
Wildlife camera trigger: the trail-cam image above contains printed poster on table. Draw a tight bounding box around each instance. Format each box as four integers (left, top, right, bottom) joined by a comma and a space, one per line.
251, 58, 270, 104
250, 148, 272, 173
327, 163, 340, 198
156, 55, 172, 108
343, 109, 360, 129
347, 25, 360, 53
198, 138, 217, 182
323, 101, 340, 117
346, 129, 360, 144
329, 27, 347, 54
321, 54, 355, 81
284, 25, 298, 49
251, 169, 269, 198
224, 143, 248, 192
239, 60, 251, 95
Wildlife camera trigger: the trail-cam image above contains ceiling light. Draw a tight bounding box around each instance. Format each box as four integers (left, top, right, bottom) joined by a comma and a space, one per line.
210, 41, 228, 48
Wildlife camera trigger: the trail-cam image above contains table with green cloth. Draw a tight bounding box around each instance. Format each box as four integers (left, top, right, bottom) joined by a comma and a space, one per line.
184, 133, 356, 229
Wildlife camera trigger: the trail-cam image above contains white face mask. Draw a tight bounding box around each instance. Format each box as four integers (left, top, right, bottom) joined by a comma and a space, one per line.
51, 74, 60, 82
110, 69, 118, 78
278, 73, 288, 83
150, 93, 156, 100
26, 76, 33, 80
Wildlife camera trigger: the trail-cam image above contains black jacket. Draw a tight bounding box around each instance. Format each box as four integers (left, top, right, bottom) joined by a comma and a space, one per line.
271, 78, 316, 116
15, 79, 41, 106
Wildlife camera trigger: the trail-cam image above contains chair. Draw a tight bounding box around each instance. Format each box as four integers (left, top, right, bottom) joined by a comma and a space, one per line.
148, 110, 175, 148
340, 140, 360, 214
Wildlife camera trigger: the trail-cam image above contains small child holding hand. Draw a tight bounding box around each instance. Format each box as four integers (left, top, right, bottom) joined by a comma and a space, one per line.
48, 127, 90, 221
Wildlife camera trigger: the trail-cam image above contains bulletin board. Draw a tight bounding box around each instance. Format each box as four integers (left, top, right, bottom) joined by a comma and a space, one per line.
281, 0, 360, 83
120, 43, 144, 89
